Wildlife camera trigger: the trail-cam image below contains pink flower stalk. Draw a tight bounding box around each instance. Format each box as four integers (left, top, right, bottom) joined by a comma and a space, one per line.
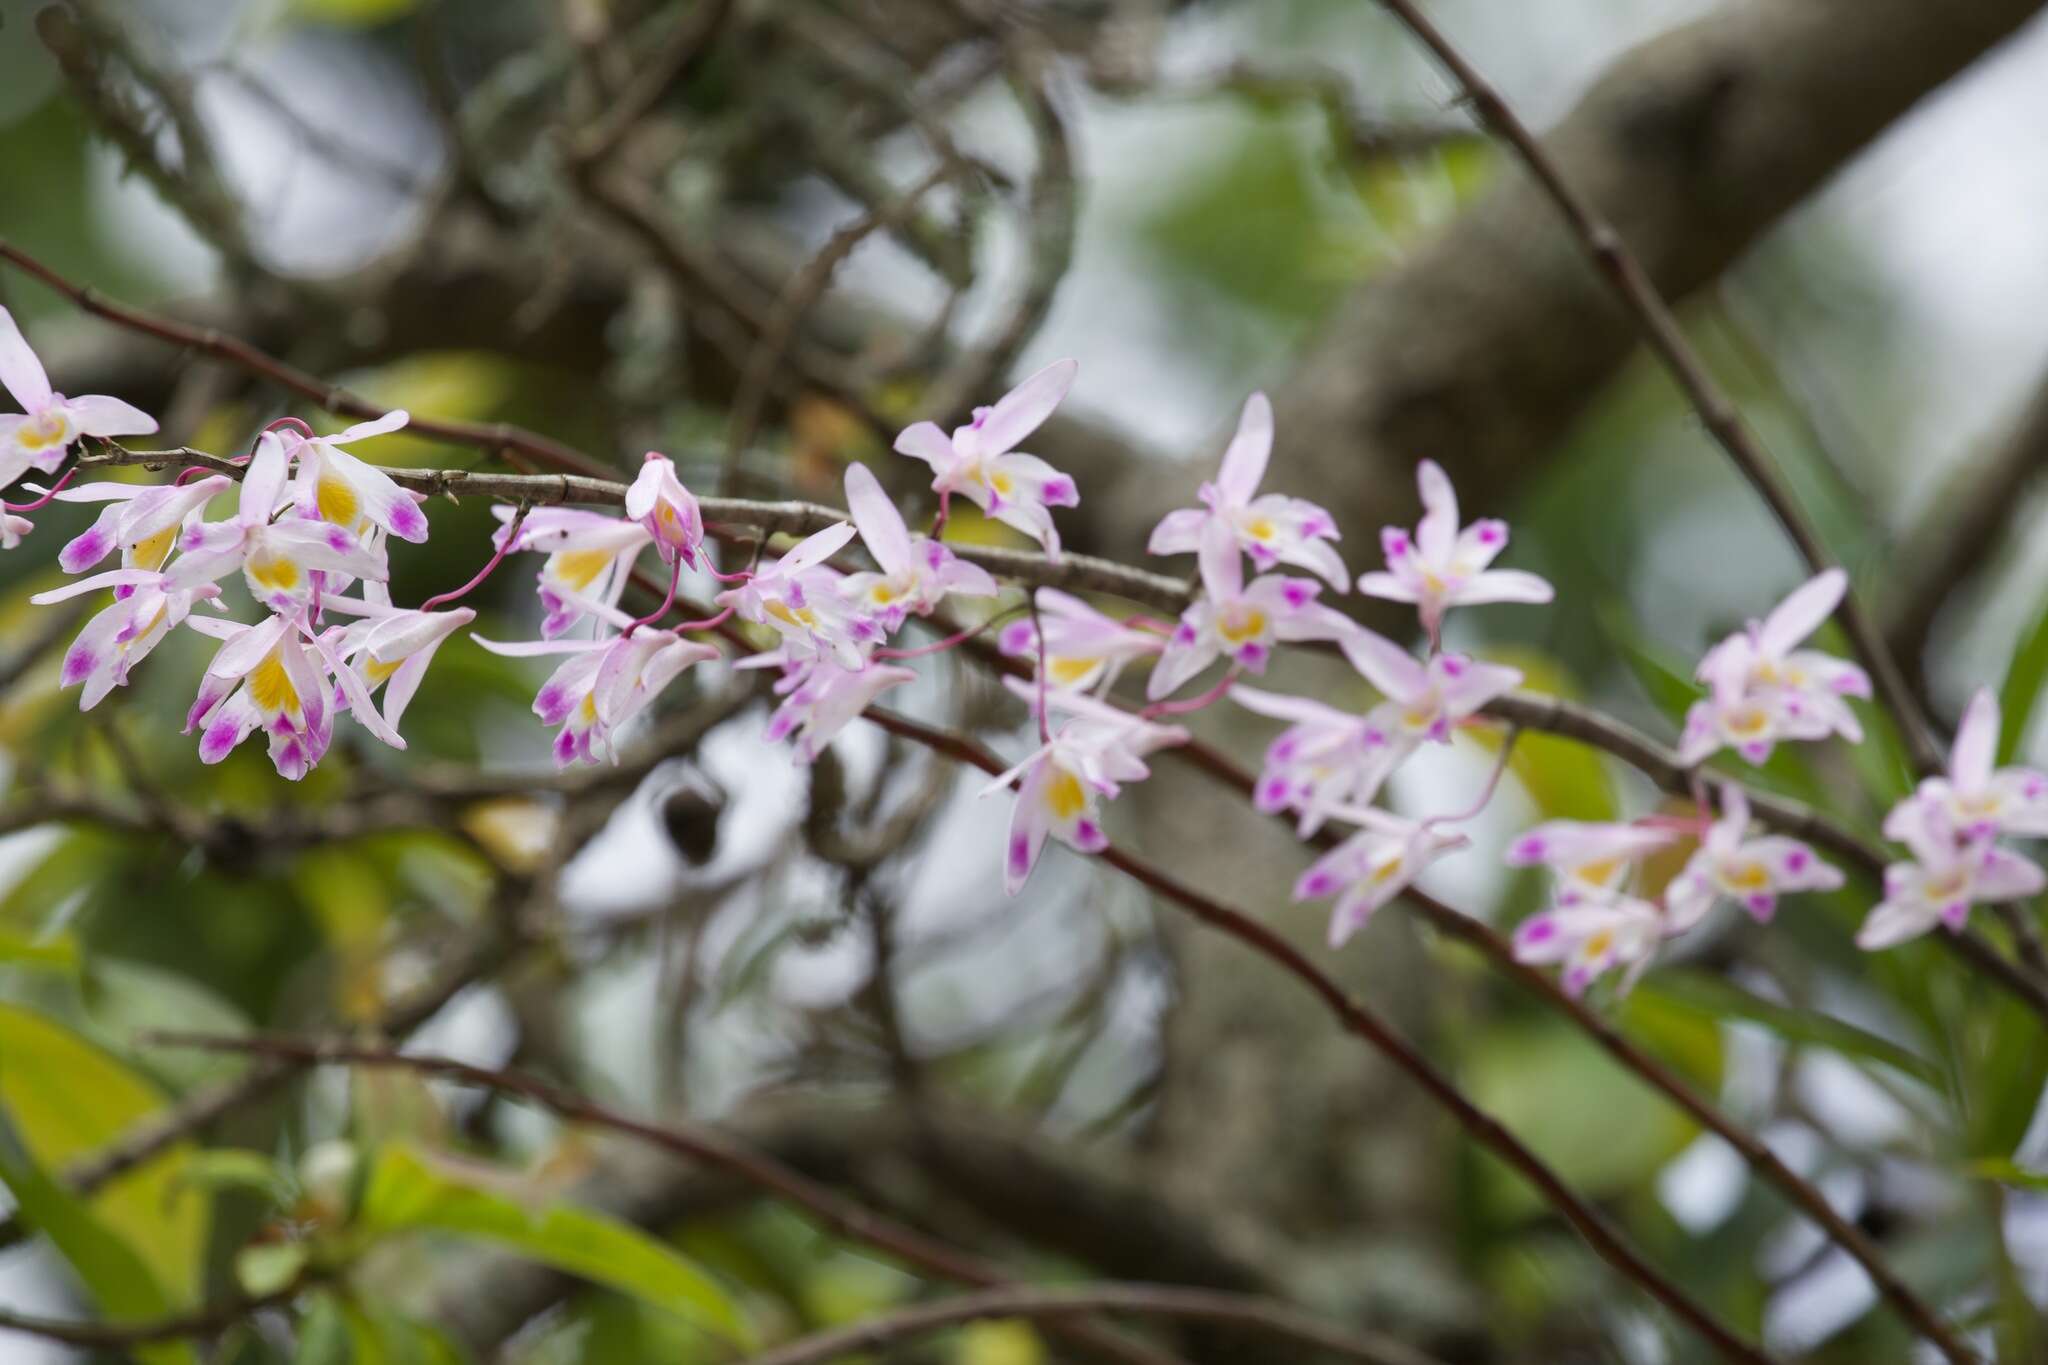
1357, 459, 1552, 639
841, 462, 997, 631
284, 412, 430, 543
1147, 392, 1346, 589
495, 506, 653, 639
168, 433, 388, 614
1147, 521, 1353, 700
1678, 569, 1870, 766
1857, 804, 2046, 950
1885, 686, 2048, 842
625, 452, 704, 568
1513, 894, 1666, 997
55, 475, 233, 575
716, 521, 870, 667
999, 587, 1163, 693
1292, 810, 1468, 947
1664, 783, 1841, 930
894, 359, 1080, 560
0, 306, 158, 486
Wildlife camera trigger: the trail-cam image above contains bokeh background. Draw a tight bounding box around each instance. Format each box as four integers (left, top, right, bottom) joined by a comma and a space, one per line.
3, 0, 2048, 1361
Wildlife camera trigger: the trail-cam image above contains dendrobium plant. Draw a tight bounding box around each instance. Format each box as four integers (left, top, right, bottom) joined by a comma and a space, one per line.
1147, 392, 1346, 589
1294, 811, 1468, 947
1147, 521, 1352, 699
894, 358, 1080, 559
1665, 784, 1842, 931
625, 452, 704, 568
715, 521, 867, 666
284, 412, 430, 543
1513, 894, 1667, 998
1886, 687, 2048, 842
1856, 804, 2046, 949
999, 587, 1163, 693
495, 507, 653, 639
1679, 568, 1870, 766
841, 462, 996, 629
1358, 458, 1553, 642
0, 306, 157, 487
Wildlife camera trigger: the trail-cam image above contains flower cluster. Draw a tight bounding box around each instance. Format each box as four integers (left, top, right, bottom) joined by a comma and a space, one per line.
1679, 569, 1869, 766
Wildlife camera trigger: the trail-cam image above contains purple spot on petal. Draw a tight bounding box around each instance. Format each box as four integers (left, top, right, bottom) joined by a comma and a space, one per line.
60, 648, 95, 686
1281, 582, 1310, 609
1173, 623, 1197, 644
1270, 737, 1299, 762
1008, 835, 1031, 875
1518, 917, 1555, 945
1075, 819, 1106, 851
1477, 522, 1504, 546
1440, 655, 1465, 677
1300, 871, 1338, 897
327, 527, 350, 553
1239, 642, 1269, 670
1382, 529, 1410, 559
1785, 849, 1810, 872
1511, 835, 1546, 863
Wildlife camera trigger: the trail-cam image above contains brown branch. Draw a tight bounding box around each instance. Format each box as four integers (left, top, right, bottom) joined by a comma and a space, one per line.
0, 1280, 308, 1350
858, 708, 1778, 1364
738, 1283, 1446, 1365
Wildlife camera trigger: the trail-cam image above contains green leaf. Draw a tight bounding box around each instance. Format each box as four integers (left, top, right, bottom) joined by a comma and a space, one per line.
0, 1002, 209, 1300
175, 1148, 293, 1206
1642, 970, 1942, 1088
340, 1298, 466, 1365
358, 1144, 753, 1349
0, 927, 79, 974
1998, 589, 2048, 764
237, 1240, 311, 1297
1967, 1158, 2048, 1192
0, 1100, 197, 1365
293, 1292, 354, 1365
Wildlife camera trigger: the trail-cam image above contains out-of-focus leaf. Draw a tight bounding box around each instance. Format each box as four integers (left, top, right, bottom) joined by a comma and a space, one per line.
1964, 994, 2048, 1157
290, 0, 421, 29
1968, 1158, 2048, 1191
958, 1320, 1047, 1365
0, 1001, 207, 1300
0, 927, 79, 973
1998, 588, 2048, 764
84, 957, 249, 1087
1641, 970, 1941, 1088
0, 1097, 197, 1365
175, 1148, 292, 1205
1483, 649, 1615, 821
1613, 983, 1724, 1089
236, 1240, 311, 1297
341, 1298, 465, 1365
293, 1291, 353, 1365
358, 1144, 754, 1349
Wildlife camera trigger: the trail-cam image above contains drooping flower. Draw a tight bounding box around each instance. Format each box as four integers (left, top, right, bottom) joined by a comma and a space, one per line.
1146, 392, 1346, 589
168, 433, 388, 613
1292, 810, 1468, 947
986, 687, 1187, 895
1664, 783, 1842, 931
1504, 819, 1675, 903
1513, 894, 1666, 997
1855, 804, 2046, 950
474, 614, 720, 767
1678, 569, 1869, 766
0, 306, 158, 486
1886, 687, 2048, 842
1338, 627, 1523, 750
716, 521, 868, 666
182, 613, 339, 780
840, 462, 996, 631
322, 598, 477, 734
56, 475, 233, 575
1357, 459, 1552, 638
750, 652, 918, 763
33, 569, 217, 710
624, 452, 704, 568
1230, 686, 1408, 836
285, 412, 430, 543
894, 359, 1080, 559
998, 588, 1163, 693
495, 507, 653, 640
1147, 520, 1353, 700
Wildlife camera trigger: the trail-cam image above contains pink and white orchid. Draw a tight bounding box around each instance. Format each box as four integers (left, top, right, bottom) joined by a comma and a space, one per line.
999, 588, 1163, 693
323, 598, 477, 734
168, 434, 388, 614
1513, 894, 1666, 997
0, 513, 30, 549
56, 475, 232, 575
1147, 522, 1353, 700
1886, 687, 2048, 842
33, 570, 216, 710
1292, 810, 1468, 947
1664, 784, 1841, 931
1230, 686, 1408, 836
1357, 459, 1551, 639
717, 521, 869, 667
755, 654, 918, 763
1856, 804, 2046, 950
1504, 820, 1675, 903
894, 359, 1080, 560
1679, 569, 1869, 766
183, 613, 339, 780
841, 462, 996, 631
496, 507, 653, 639
286, 412, 430, 543
1339, 627, 1523, 750
1146, 392, 1346, 589
0, 306, 157, 486
624, 452, 704, 568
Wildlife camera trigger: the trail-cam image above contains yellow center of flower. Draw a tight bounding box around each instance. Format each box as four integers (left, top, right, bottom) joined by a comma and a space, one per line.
128, 524, 179, 571
765, 600, 818, 629
549, 549, 612, 591
1724, 860, 1770, 891
1959, 792, 2002, 816
1725, 707, 1770, 738
1370, 855, 1404, 885
1574, 857, 1623, 889
18, 413, 68, 452
1047, 656, 1098, 685
247, 551, 301, 594
1045, 769, 1087, 821
578, 693, 599, 724
364, 655, 404, 685
657, 501, 680, 528
1421, 569, 1446, 594
249, 652, 299, 715
870, 583, 897, 605
1217, 606, 1267, 645
989, 471, 1015, 497
1924, 867, 1970, 901
316, 474, 360, 528
1402, 704, 1438, 731
1246, 517, 1277, 541
1583, 928, 1615, 959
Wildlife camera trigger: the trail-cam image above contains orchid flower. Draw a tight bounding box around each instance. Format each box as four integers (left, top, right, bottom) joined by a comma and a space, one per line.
322, 597, 477, 733
494, 506, 652, 638
998, 587, 1163, 693
841, 462, 997, 631
1230, 686, 1408, 835
1504, 820, 1675, 903
987, 686, 1188, 895
0, 513, 29, 549
1885, 687, 2048, 842
168, 434, 387, 614
56, 475, 232, 575
1679, 569, 1869, 765
285, 412, 430, 543
625, 452, 704, 568
1513, 894, 1666, 997
183, 613, 339, 780
1664, 784, 1842, 931
1357, 459, 1552, 638
749, 652, 918, 762
1292, 810, 1468, 947
894, 359, 1080, 559
716, 521, 869, 666
475, 610, 721, 766
1339, 627, 1522, 749
1147, 392, 1346, 589
1147, 521, 1354, 700
0, 306, 157, 486
1856, 804, 2046, 949
33, 569, 216, 710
